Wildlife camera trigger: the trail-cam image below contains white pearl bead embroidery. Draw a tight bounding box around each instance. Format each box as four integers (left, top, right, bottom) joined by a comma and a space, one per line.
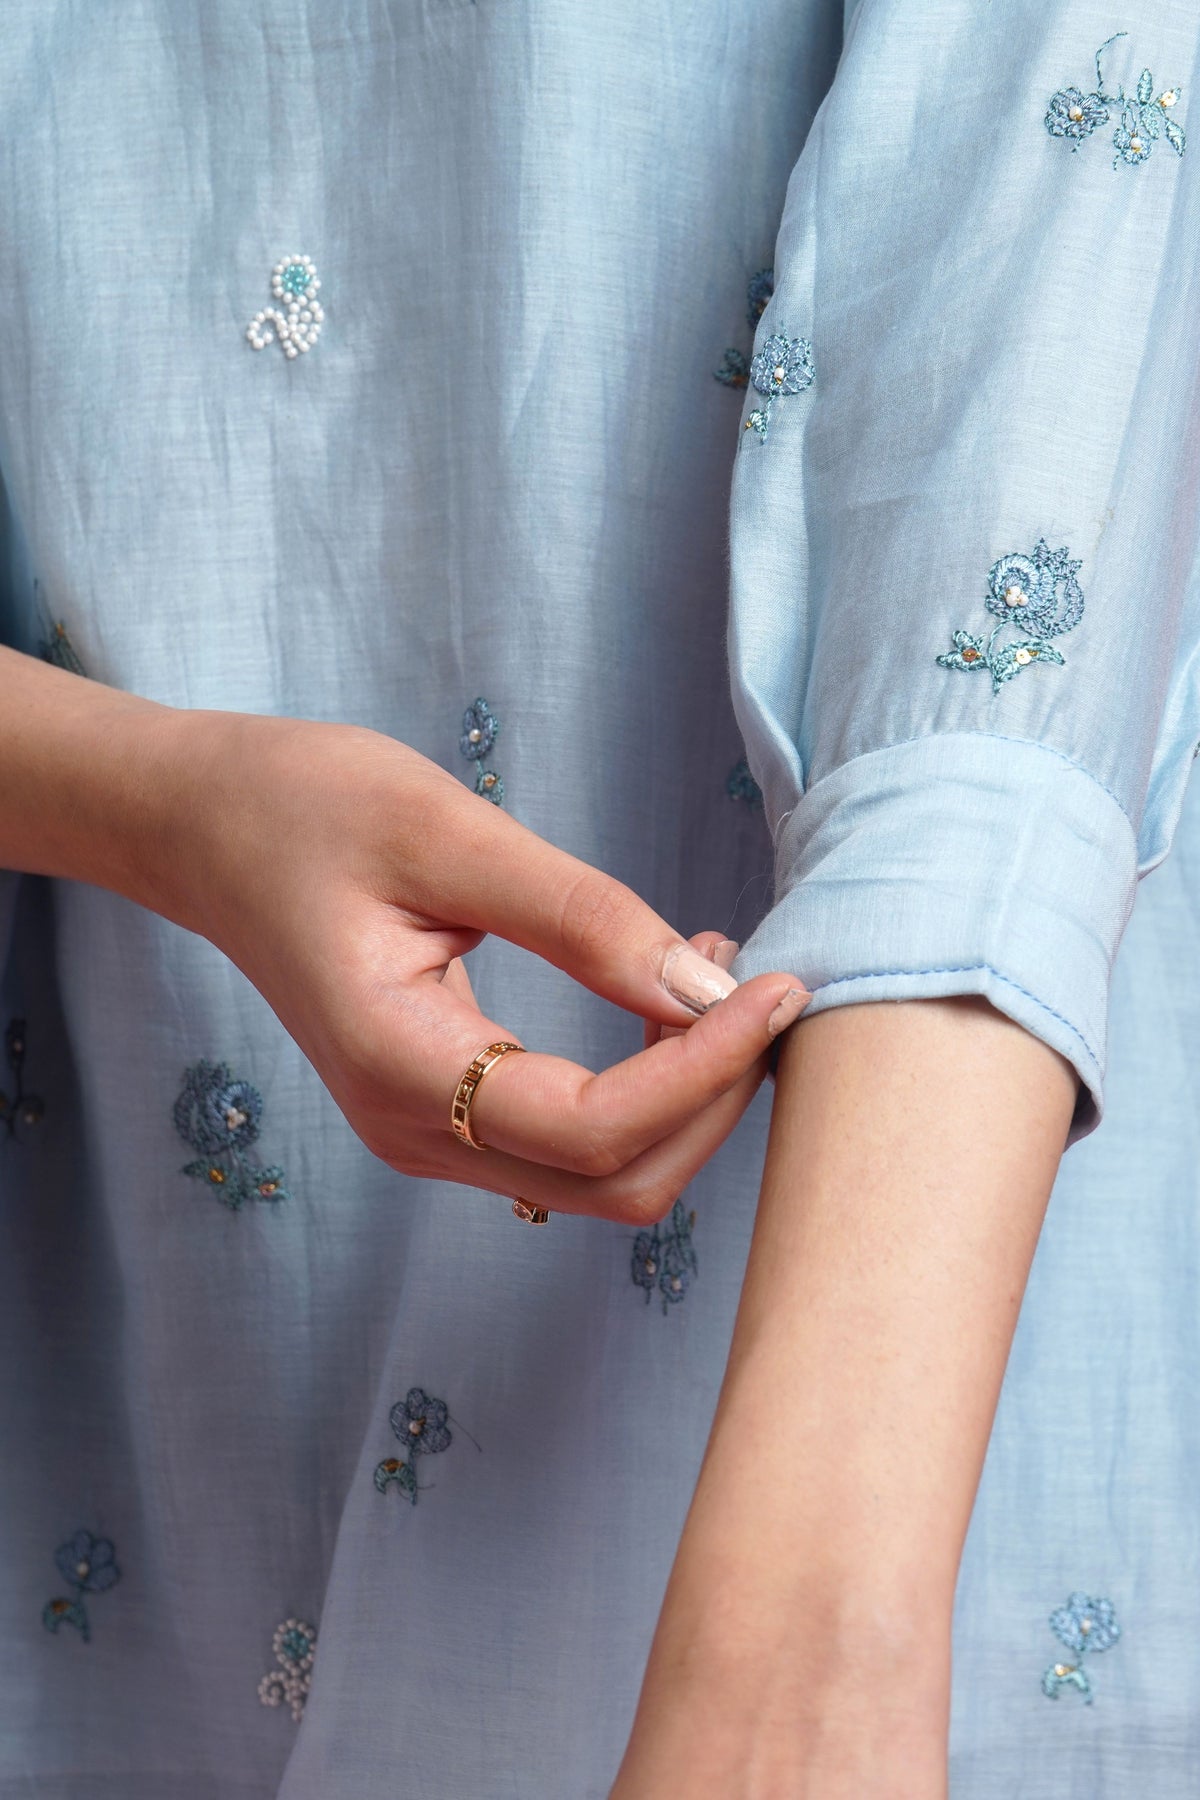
258, 1617, 318, 1723
246, 255, 324, 359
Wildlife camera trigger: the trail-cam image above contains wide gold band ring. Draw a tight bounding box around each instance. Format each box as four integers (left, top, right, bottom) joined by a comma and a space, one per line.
450, 1040, 526, 1151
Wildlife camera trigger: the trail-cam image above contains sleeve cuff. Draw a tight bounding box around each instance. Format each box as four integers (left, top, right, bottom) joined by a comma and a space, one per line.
732, 733, 1138, 1142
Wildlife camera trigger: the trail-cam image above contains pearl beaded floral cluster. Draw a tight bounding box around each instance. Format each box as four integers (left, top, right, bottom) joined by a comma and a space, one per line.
258, 1618, 318, 1722
246, 255, 324, 358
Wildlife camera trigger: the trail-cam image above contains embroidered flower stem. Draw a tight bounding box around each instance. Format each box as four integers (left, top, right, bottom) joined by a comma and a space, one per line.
0, 1019, 45, 1140
43, 1531, 120, 1643
1046, 35, 1185, 166
373, 1386, 479, 1507
937, 538, 1083, 695
173, 1060, 289, 1209
632, 1200, 698, 1313
259, 1618, 317, 1721
714, 267, 775, 389
1041, 1592, 1120, 1703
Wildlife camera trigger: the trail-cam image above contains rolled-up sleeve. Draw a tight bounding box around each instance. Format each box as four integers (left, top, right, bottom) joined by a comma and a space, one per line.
729, 1, 1200, 1136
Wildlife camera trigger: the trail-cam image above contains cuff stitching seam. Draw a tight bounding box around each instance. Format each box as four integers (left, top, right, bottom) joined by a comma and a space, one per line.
809, 962, 1100, 1070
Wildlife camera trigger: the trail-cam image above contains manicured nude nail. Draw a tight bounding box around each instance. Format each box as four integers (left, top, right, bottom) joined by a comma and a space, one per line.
713, 939, 739, 972
767, 987, 809, 1039
662, 943, 738, 1014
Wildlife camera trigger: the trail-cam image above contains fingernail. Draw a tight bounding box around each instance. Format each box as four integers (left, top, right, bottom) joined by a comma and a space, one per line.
661, 943, 738, 1014
713, 939, 739, 972
767, 987, 809, 1039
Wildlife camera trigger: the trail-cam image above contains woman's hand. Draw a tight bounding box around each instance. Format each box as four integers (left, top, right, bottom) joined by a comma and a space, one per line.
1, 651, 808, 1221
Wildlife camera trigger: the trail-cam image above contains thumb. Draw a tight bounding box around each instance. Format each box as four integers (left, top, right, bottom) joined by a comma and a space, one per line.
440, 806, 746, 1027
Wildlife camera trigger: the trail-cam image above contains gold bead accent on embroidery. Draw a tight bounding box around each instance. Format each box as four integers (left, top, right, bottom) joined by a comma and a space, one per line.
207, 1166, 226, 1183
481, 773, 497, 789
1053, 1663, 1076, 1678
961, 648, 982, 663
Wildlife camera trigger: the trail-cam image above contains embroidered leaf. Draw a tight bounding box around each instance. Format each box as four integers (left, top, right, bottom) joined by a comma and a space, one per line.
1164, 116, 1186, 153
1137, 67, 1153, 105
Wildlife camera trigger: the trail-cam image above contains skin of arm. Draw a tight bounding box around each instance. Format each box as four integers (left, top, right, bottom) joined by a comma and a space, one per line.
612, 995, 1077, 1800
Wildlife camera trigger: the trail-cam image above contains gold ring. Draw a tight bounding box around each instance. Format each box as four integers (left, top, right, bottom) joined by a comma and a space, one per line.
450, 1040, 526, 1150
512, 1199, 551, 1226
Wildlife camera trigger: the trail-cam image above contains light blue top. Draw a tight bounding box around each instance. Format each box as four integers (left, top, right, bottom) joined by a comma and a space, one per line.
1, 3, 1197, 1795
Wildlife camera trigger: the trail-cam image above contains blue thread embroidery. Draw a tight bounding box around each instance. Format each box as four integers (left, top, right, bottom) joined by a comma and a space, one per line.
42, 1531, 120, 1643
174, 1060, 289, 1209
34, 580, 87, 675
714, 268, 774, 388
1042, 1592, 1120, 1703
374, 1386, 474, 1507
459, 697, 504, 805
246, 255, 325, 358
726, 756, 762, 805
937, 538, 1084, 695
0, 1019, 44, 1140
745, 332, 815, 441
632, 1200, 698, 1314
258, 1618, 317, 1721
1046, 35, 1185, 166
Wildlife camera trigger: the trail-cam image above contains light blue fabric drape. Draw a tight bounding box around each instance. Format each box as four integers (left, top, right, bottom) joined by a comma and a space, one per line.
0, 3, 1197, 1796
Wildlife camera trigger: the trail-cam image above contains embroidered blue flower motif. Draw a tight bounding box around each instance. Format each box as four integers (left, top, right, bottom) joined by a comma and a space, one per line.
714, 348, 750, 389
460, 698, 499, 761
246, 254, 325, 358
1045, 86, 1110, 144
374, 1386, 471, 1507
0, 1019, 44, 1141
1046, 36, 1185, 168
746, 267, 775, 327
258, 1617, 317, 1722
745, 333, 815, 441
714, 268, 775, 388
43, 1531, 120, 1643
1042, 1592, 1120, 1704
458, 697, 505, 806
726, 756, 762, 805
632, 1200, 698, 1315
390, 1386, 453, 1455
937, 538, 1083, 695
173, 1060, 289, 1210
33, 579, 87, 676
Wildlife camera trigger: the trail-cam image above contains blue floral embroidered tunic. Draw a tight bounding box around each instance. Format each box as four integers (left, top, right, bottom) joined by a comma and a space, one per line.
0, 3, 1198, 1796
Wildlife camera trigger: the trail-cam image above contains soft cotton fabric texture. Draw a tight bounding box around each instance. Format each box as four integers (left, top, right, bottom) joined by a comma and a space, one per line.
1, 1, 1198, 1795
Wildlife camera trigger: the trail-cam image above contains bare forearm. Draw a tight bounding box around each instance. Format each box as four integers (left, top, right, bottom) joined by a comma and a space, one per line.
615, 998, 1077, 1798
0, 645, 174, 903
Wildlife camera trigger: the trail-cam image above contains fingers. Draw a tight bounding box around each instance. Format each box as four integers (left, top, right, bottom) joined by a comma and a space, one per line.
462, 970, 808, 1176
428, 801, 742, 1028
448, 1055, 766, 1225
